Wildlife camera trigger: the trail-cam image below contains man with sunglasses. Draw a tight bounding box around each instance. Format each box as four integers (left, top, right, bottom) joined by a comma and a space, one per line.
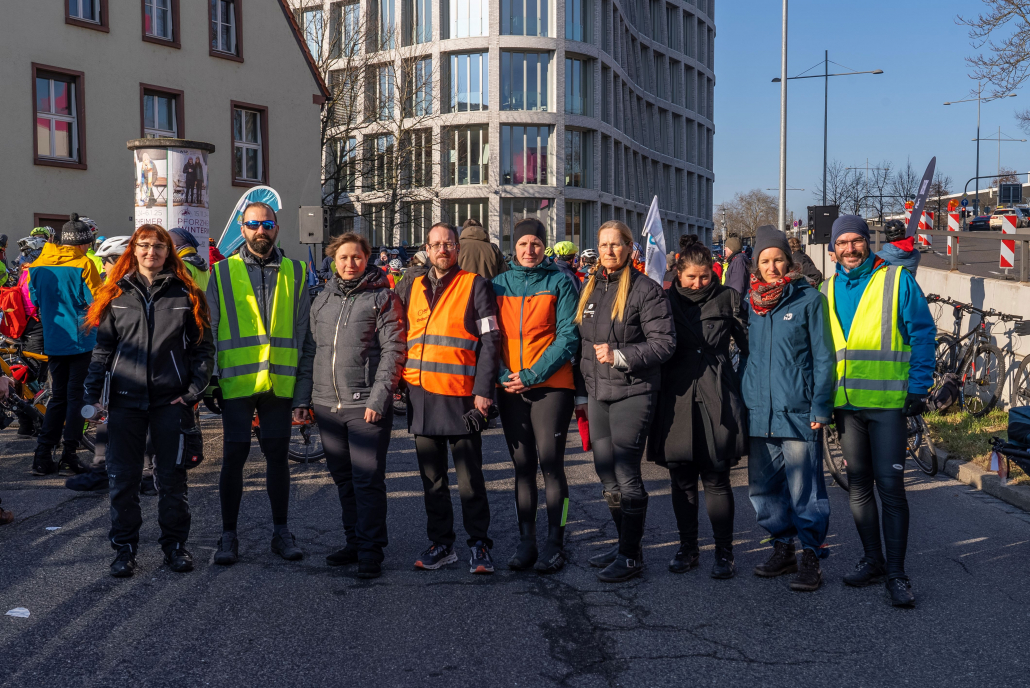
207, 202, 315, 565
401, 222, 501, 574
822, 215, 935, 608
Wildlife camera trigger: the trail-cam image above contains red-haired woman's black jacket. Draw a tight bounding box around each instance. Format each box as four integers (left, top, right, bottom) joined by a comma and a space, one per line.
84, 271, 215, 409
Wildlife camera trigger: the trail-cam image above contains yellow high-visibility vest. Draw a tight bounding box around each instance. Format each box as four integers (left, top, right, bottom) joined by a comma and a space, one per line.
214, 254, 299, 399
825, 264, 910, 409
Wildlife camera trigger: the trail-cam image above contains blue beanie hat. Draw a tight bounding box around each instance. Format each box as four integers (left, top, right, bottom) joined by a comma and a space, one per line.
830, 215, 870, 251
168, 227, 199, 250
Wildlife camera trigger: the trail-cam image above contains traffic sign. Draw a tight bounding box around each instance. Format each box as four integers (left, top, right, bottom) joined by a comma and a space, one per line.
961, 198, 969, 207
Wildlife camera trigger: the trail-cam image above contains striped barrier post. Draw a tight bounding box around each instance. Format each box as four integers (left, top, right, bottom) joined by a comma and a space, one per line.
918, 211, 934, 248
948, 212, 961, 256
1000, 214, 1017, 269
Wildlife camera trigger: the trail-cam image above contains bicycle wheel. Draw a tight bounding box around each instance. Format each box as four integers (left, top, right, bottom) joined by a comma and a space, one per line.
960, 343, 1003, 417
288, 421, 324, 463
906, 416, 938, 476
1010, 353, 1030, 408
934, 333, 959, 382
822, 425, 849, 491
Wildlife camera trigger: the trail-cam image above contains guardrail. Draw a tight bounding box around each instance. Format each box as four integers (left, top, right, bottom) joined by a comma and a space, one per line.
867, 228, 1030, 282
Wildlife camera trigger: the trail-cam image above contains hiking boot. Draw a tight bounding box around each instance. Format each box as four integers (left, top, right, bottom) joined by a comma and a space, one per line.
886, 577, 915, 608
843, 557, 887, 587
710, 546, 736, 580
110, 547, 137, 578
469, 541, 494, 574
534, 526, 567, 574
326, 547, 360, 567
213, 533, 239, 566
753, 540, 798, 578
508, 522, 538, 571
668, 544, 700, 574
163, 546, 194, 573
357, 560, 382, 579
66, 468, 108, 492
271, 529, 303, 561
31, 445, 57, 476
414, 543, 457, 570
597, 552, 644, 582
58, 444, 88, 476
789, 548, 823, 592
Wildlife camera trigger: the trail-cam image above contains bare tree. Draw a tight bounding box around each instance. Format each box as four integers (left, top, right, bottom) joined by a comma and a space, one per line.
889, 158, 920, 216
926, 172, 954, 229
719, 189, 778, 240
992, 167, 1020, 186
864, 160, 894, 225
958, 3, 1030, 131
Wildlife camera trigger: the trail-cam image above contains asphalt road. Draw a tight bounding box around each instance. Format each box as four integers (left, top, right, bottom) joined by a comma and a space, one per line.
916, 232, 1029, 281
1, 412, 1028, 687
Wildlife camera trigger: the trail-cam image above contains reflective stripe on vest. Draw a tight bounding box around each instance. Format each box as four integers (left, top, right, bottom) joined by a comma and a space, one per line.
403, 271, 478, 396
826, 264, 910, 409
215, 255, 299, 399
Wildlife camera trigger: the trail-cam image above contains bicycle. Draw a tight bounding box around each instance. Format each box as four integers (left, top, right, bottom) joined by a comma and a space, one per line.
1006, 321, 1030, 408
925, 294, 1019, 418
823, 414, 939, 492
987, 437, 1030, 481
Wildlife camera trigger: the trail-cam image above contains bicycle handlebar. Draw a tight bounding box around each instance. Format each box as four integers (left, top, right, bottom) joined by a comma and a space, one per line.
926, 294, 1022, 322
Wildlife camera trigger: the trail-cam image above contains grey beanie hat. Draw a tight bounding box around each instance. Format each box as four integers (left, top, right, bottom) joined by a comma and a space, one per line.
753, 225, 792, 263
60, 213, 93, 246
724, 236, 743, 254
830, 214, 871, 250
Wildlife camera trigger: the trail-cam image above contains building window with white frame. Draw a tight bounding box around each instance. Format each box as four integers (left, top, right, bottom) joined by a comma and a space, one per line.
35, 73, 80, 162
145, 0, 173, 40
233, 107, 263, 182
446, 0, 487, 38
377, 0, 396, 50
447, 53, 488, 112
368, 134, 395, 190
445, 199, 489, 231
404, 0, 432, 44
330, 2, 361, 57
565, 58, 592, 116
403, 129, 432, 188
406, 57, 432, 117
446, 126, 489, 186
402, 201, 432, 246
211, 0, 237, 54
68, 0, 101, 23
501, 125, 553, 185
143, 91, 178, 137
368, 64, 396, 121
500, 52, 551, 111
500, 0, 548, 36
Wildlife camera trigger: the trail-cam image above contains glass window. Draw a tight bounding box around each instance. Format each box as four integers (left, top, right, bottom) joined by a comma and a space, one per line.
368, 64, 395, 121
601, 67, 610, 123
445, 199, 489, 232
565, 201, 590, 249
501, 125, 553, 185
367, 134, 395, 190
404, 129, 432, 187
406, 57, 432, 116
446, 0, 487, 37
402, 201, 432, 247
233, 107, 263, 182
364, 204, 392, 246
36, 75, 78, 161
564, 130, 590, 188
145, 0, 173, 39
666, 4, 676, 50
500, 52, 551, 111
302, 8, 324, 60
565, 0, 589, 42
331, 2, 361, 57
565, 58, 592, 116
446, 126, 489, 186
448, 53, 489, 112
601, 135, 611, 193
327, 137, 358, 193
68, 0, 100, 22
378, 0, 396, 49
143, 91, 177, 138
211, 1, 237, 54
501, 0, 549, 36
501, 198, 553, 251
404, 0, 432, 44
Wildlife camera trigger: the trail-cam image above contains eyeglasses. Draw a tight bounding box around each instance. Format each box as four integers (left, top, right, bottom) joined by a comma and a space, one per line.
428, 242, 457, 252
834, 238, 867, 250
243, 220, 277, 230
135, 242, 168, 253
598, 242, 626, 251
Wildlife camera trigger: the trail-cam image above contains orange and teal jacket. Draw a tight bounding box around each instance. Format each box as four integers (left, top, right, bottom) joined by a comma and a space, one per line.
492, 258, 580, 389
26, 243, 102, 355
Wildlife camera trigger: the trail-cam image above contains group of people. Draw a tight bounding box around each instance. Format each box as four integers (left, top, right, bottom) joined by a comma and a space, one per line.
2, 204, 936, 609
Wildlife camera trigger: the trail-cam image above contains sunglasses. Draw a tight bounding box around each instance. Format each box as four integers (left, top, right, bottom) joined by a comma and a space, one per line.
242, 220, 276, 230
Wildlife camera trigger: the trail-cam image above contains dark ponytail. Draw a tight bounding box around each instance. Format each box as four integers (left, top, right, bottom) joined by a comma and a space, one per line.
673, 234, 714, 273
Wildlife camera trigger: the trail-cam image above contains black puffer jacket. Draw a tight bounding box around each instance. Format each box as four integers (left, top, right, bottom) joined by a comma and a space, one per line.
577, 267, 676, 402
84, 272, 215, 409
297, 267, 406, 416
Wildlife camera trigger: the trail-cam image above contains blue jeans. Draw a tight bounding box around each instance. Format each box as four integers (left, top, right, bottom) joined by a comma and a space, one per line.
748, 436, 830, 553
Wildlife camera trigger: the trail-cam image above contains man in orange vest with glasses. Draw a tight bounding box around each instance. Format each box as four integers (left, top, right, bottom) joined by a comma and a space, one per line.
402, 221, 501, 574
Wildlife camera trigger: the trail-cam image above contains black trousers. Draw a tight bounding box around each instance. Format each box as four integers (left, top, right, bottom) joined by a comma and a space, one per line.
415, 433, 492, 548
107, 404, 190, 553
314, 405, 392, 562
497, 387, 573, 531
589, 392, 657, 501
836, 408, 910, 578
669, 463, 734, 551
38, 351, 91, 448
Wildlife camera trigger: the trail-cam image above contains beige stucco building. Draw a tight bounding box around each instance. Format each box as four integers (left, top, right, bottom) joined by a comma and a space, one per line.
1, 0, 328, 261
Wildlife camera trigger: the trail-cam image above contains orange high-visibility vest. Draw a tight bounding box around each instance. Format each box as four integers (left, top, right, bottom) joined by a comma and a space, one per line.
403, 271, 479, 396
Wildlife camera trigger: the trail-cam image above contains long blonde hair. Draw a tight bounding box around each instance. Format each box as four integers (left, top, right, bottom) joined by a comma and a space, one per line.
575, 221, 634, 324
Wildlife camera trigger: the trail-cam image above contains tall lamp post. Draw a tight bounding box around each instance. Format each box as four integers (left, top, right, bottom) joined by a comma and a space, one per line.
972, 126, 1026, 187
778, 0, 788, 233
944, 84, 1017, 216
773, 52, 883, 206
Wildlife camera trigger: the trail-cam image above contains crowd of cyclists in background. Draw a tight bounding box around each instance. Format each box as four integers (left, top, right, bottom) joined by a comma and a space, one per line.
0, 207, 935, 609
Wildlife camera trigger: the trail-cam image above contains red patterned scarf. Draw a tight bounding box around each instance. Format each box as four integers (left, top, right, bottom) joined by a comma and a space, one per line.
749, 271, 805, 316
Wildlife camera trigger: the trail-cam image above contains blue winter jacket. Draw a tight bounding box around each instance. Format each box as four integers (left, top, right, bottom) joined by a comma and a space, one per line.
741, 280, 836, 441
828, 254, 937, 403
876, 242, 921, 276
26, 243, 101, 356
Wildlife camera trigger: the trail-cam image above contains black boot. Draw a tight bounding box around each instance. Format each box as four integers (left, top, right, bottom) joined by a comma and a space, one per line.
508, 521, 538, 570
790, 548, 823, 592
534, 525, 566, 574
598, 496, 647, 583
669, 543, 700, 574
58, 443, 88, 476
31, 444, 57, 476
589, 491, 622, 568
110, 546, 137, 578
753, 540, 798, 578
711, 545, 736, 579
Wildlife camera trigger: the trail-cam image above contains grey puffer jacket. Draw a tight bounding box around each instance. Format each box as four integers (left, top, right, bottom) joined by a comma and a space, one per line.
577, 266, 676, 402
298, 267, 406, 416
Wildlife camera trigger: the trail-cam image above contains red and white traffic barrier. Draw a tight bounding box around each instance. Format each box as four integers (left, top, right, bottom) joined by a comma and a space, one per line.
918, 211, 934, 248
1000, 214, 1016, 269
948, 212, 961, 256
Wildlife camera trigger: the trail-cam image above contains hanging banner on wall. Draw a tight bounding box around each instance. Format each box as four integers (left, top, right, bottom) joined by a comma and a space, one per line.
128, 138, 216, 243
167, 148, 210, 247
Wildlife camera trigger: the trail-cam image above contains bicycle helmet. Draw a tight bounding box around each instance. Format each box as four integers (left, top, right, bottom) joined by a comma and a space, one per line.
884, 219, 907, 243
29, 227, 52, 239
632, 242, 643, 254
579, 248, 598, 263
78, 216, 100, 239
544, 247, 555, 257
17, 236, 46, 253
389, 258, 402, 270
554, 240, 578, 257
95, 236, 132, 260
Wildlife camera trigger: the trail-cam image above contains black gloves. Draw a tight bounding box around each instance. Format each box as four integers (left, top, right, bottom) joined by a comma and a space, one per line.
462, 404, 499, 434
901, 393, 928, 417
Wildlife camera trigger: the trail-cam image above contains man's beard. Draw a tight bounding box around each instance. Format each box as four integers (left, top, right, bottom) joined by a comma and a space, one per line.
247, 236, 274, 255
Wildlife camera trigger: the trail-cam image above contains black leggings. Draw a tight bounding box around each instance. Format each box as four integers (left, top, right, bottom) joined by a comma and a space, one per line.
836, 408, 909, 578
219, 436, 291, 532
589, 392, 657, 501
498, 387, 574, 530
669, 464, 734, 551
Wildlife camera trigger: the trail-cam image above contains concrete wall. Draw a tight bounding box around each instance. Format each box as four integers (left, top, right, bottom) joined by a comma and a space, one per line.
1, 1, 323, 261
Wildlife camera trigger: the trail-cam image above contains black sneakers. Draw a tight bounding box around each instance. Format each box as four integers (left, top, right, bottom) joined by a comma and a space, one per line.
164, 546, 194, 573
753, 540, 798, 577
31, 445, 57, 476
789, 548, 822, 592
886, 577, 916, 608
214, 533, 239, 566
843, 557, 887, 587
710, 547, 736, 580
271, 529, 303, 561
508, 524, 539, 571
668, 545, 700, 574
469, 541, 495, 574
414, 543, 457, 570
110, 547, 137, 578
534, 542, 566, 574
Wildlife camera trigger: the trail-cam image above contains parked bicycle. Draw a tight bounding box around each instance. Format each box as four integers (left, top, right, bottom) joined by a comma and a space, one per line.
1006, 320, 1030, 408
823, 415, 939, 491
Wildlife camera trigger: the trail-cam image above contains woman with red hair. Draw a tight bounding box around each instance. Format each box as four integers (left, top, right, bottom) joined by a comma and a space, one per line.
82, 224, 215, 578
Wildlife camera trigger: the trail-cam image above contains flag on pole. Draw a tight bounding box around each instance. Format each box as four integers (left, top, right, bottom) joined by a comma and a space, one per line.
642, 196, 667, 284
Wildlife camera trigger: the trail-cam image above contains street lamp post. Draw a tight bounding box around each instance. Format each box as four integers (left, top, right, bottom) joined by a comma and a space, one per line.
944, 85, 1017, 216
778, 0, 788, 233
971, 126, 1027, 183
773, 54, 883, 206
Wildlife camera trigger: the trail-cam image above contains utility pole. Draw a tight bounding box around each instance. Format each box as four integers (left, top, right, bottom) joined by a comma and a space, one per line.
778, 0, 788, 233
823, 49, 828, 206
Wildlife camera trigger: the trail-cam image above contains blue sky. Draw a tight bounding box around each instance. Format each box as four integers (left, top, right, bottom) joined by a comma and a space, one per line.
713, 0, 1030, 219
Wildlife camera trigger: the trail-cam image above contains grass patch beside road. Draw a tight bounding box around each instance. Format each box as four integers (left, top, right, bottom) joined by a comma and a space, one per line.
923, 409, 1029, 484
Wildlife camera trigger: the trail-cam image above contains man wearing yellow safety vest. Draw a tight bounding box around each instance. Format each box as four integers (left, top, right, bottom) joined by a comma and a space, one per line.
823, 215, 936, 608
401, 222, 501, 574
206, 202, 315, 566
